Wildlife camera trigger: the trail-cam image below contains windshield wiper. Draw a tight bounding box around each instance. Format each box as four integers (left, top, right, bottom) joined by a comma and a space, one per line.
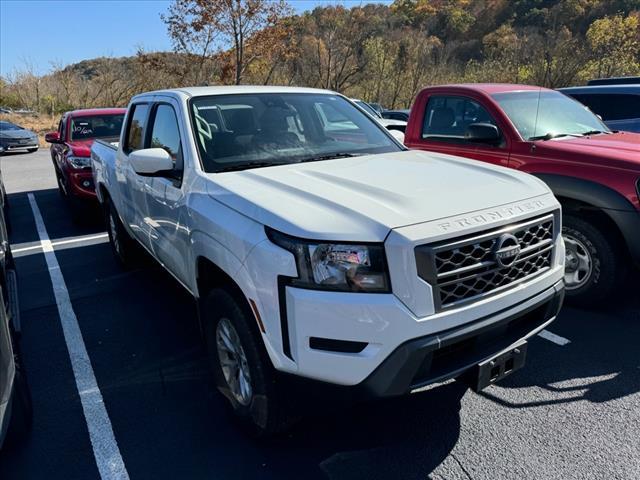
529, 129, 611, 141
580, 130, 610, 136
528, 132, 583, 141
297, 152, 363, 163
217, 161, 287, 172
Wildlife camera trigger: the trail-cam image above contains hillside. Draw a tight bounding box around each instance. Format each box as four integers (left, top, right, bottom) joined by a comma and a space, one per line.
1, 0, 638, 112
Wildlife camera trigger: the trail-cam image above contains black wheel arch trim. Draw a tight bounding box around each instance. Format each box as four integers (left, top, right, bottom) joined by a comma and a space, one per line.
534, 174, 640, 264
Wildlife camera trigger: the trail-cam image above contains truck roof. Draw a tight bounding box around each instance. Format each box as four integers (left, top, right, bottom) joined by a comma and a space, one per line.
421, 83, 550, 95
135, 85, 337, 99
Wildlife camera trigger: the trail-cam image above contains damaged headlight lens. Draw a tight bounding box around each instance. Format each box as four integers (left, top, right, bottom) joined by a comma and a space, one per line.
266, 228, 391, 293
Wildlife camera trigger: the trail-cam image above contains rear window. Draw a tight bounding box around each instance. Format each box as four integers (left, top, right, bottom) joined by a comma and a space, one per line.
70, 114, 124, 141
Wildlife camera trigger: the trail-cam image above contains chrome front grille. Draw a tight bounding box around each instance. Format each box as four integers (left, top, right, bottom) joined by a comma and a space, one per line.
415, 214, 555, 310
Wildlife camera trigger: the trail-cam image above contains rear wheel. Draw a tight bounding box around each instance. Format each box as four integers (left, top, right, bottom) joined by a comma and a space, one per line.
562, 215, 625, 307
105, 199, 137, 267
203, 289, 294, 436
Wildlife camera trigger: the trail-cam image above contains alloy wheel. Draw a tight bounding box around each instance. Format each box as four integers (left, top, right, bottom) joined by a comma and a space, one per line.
216, 317, 253, 406
563, 234, 593, 290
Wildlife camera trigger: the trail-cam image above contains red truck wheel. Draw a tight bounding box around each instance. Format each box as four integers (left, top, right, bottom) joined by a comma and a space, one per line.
562, 215, 626, 307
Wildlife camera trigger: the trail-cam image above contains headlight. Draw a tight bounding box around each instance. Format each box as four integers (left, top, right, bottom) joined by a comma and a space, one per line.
266, 227, 391, 292
67, 155, 91, 169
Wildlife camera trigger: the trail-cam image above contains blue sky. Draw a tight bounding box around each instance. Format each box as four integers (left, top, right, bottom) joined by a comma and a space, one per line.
0, 0, 393, 77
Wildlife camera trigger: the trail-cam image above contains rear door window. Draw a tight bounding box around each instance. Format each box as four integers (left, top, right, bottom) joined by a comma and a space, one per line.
124, 104, 149, 153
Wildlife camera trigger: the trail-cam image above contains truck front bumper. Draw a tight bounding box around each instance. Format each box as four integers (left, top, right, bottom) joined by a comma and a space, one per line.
360, 280, 564, 397
66, 170, 97, 200
279, 260, 564, 388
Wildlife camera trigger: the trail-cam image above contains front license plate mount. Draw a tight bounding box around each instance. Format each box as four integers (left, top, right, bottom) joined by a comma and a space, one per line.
472, 340, 528, 392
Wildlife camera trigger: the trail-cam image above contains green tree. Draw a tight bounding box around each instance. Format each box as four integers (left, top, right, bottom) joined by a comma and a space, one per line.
583, 13, 640, 79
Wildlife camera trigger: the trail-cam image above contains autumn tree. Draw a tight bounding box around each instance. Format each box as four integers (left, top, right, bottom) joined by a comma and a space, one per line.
163, 0, 292, 85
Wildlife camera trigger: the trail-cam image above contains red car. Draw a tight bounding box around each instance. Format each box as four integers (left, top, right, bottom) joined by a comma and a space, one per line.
405, 84, 640, 305
45, 108, 126, 215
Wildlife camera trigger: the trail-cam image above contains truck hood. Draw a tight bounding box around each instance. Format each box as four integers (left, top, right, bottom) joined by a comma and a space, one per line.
207, 150, 550, 241
535, 131, 640, 169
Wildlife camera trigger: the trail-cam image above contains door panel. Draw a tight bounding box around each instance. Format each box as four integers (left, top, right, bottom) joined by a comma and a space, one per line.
119, 103, 154, 249
142, 100, 191, 286
411, 95, 510, 167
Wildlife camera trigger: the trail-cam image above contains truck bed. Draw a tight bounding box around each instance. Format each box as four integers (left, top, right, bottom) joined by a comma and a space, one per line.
94, 138, 119, 150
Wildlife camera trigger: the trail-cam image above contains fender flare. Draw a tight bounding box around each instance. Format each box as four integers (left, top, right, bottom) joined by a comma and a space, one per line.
535, 174, 640, 263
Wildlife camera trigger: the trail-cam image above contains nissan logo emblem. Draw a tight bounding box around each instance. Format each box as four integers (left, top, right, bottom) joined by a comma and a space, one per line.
494, 233, 521, 268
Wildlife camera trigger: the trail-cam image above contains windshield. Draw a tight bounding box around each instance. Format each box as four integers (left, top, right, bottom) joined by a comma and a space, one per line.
70, 114, 124, 141
492, 90, 610, 140
354, 100, 381, 118
190, 93, 402, 173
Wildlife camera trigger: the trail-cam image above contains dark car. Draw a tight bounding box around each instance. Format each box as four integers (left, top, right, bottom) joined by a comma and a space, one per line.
0, 168, 31, 449
0, 121, 39, 155
587, 76, 640, 86
382, 109, 410, 122
558, 84, 640, 133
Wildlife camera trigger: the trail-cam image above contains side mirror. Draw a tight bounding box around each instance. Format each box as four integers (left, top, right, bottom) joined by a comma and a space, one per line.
465, 123, 500, 144
45, 131, 61, 143
388, 128, 405, 143
129, 148, 174, 176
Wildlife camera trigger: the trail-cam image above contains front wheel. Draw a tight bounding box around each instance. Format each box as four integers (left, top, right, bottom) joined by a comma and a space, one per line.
562, 215, 626, 307
27, 148, 38, 153
203, 289, 294, 436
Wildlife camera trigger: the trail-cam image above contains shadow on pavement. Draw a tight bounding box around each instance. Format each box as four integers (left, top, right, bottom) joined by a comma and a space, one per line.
481, 268, 640, 409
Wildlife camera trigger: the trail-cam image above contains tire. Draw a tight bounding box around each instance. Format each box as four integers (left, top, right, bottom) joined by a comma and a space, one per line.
562, 215, 626, 307
56, 170, 84, 222
105, 199, 138, 267
5, 363, 33, 447
55, 169, 67, 199
203, 289, 294, 436
27, 148, 38, 153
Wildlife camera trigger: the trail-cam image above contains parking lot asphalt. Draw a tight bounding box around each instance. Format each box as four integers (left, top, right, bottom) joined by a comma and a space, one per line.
0, 149, 638, 480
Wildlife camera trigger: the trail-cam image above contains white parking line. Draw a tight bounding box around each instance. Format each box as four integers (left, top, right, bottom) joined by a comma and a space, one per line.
538, 329, 571, 346
13, 232, 109, 254
28, 193, 129, 480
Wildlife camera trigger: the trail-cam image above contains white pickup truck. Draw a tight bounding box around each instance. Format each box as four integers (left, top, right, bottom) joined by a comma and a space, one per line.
92, 86, 565, 434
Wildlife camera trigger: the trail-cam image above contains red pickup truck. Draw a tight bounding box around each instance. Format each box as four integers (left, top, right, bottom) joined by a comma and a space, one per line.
405, 84, 640, 306
45, 108, 126, 216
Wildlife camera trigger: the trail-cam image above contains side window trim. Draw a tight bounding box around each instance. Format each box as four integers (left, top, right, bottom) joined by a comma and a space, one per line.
123, 102, 150, 154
